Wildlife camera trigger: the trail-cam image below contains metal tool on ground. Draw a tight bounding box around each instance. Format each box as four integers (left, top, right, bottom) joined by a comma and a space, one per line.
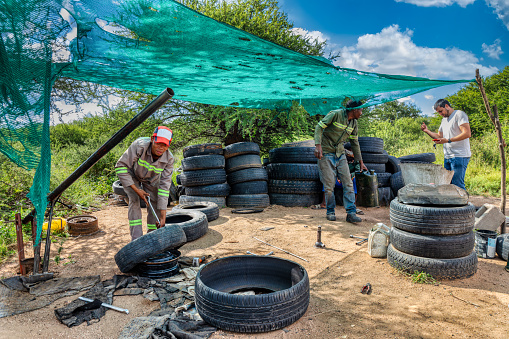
253, 237, 308, 262
147, 197, 160, 225
361, 283, 372, 294
78, 297, 129, 314
356, 238, 368, 246
246, 251, 274, 256
315, 225, 325, 248
350, 235, 367, 240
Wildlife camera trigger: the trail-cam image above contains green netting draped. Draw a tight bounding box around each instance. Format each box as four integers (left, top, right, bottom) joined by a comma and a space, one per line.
1, 0, 472, 246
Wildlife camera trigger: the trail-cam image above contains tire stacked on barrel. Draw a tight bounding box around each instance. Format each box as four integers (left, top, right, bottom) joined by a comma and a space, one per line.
179, 143, 228, 207
225, 142, 269, 209
267, 147, 321, 207
388, 199, 478, 279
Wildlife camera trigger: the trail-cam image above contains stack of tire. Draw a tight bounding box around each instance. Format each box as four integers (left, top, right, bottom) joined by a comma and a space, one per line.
267, 147, 321, 207
179, 143, 228, 208
390, 153, 436, 198
225, 142, 269, 209
387, 199, 478, 279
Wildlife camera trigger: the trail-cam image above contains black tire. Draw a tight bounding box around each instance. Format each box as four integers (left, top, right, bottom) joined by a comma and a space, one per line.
364, 162, 386, 173
172, 202, 220, 222
114, 223, 187, 273
195, 255, 309, 333
358, 137, 384, 153
165, 210, 208, 242
181, 169, 226, 187
269, 147, 316, 164
496, 234, 509, 261
268, 180, 322, 195
399, 153, 436, 163
176, 174, 181, 185
224, 142, 260, 159
181, 155, 225, 171
67, 215, 100, 236
231, 181, 268, 195
269, 193, 321, 207
390, 171, 405, 196
376, 172, 391, 187
361, 151, 388, 164
227, 167, 268, 185
378, 187, 392, 207
185, 183, 230, 197
386, 155, 401, 174
387, 244, 478, 280
390, 200, 475, 235
226, 194, 270, 209
226, 154, 262, 174
179, 195, 226, 208
266, 163, 319, 181
112, 180, 126, 196
134, 249, 180, 279
391, 227, 475, 259
183, 143, 223, 158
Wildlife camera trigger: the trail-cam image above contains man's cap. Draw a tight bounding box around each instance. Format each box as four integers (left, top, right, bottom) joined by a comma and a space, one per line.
152, 126, 173, 146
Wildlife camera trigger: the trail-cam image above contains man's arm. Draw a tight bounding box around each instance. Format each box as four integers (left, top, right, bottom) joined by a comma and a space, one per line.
116, 142, 150, 202
420, 122, 442, 139
430, 123, 471, 144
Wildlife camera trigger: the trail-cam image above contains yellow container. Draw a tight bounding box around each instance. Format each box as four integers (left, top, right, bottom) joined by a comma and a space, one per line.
42, 218, 67, 232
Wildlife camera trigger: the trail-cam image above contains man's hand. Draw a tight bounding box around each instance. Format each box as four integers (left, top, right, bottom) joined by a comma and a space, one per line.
420, 122, 429, 133
433, 138, 448, 144
359, 161, 368, 172
314, 145, 323, 159
130, 185, 150, 204
158, 209, 166, 229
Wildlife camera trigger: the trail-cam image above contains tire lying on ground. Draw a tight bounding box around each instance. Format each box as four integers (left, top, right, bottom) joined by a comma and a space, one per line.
387, 244, 478, 280
165, 210, 208, 242
179, 195, 226, 208
114, 223, 187, 273
172, 201, 220, 222
112, 180, 126, 196
195, 255, 309, 333
67, 215, 99, 236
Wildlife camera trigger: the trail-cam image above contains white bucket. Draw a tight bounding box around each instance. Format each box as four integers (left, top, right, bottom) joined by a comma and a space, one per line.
368, 223, 391, 258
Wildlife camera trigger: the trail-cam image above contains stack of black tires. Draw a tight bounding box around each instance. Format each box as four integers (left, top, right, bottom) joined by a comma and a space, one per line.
225, 142, 270, 209
267, 147, 321, 207
179, 143, 228, 208
387, 199, 478, 279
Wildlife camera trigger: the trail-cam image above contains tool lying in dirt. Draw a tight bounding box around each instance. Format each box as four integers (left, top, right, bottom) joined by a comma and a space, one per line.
253, 237, 309, 262
356, 238, 368, 246
361, 283, 372, 294
315, 225, 325, 248
349, 235, 367, 240
147, 197, 160, 225
78, 297, 129, 314
246, 251, 274, 256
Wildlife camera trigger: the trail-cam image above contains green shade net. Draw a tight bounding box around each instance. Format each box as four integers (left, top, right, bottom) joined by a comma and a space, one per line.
1, 0, 472, 245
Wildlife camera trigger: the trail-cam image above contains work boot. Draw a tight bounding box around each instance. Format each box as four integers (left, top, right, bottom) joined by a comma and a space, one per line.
346, 213, 362, 223
326, 214, 336, 221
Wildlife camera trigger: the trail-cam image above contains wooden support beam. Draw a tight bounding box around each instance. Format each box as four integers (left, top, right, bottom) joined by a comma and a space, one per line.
15, 213, 26, 275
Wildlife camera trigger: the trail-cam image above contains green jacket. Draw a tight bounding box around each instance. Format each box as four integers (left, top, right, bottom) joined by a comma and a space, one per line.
314, 109, 362, 161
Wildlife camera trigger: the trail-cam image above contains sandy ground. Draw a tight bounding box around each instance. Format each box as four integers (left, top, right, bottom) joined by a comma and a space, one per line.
0, 195, 508, 339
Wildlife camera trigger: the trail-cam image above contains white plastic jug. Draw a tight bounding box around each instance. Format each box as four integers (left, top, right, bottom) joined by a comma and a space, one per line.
368, 223, 391, 258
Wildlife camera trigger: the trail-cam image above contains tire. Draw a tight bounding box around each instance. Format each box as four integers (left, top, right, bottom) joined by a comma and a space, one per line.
358, 137, 384, 153
181, 155, 225, 171
183, 143, 223, 158
268, 180, 322, 195
172, 202, 220, 222
226, 154, 262, 174
112, 180, 126, 196
386, 155, 401, 174
226, 194, 270, 209
387, 244, 478, 280
195, 255, 309, 333
376, 172, 391, 187
185, 183, 230, 197
134, 249, 180, 279
269, 147, 316, 164
179, 195, 226, 208
114, 223, 187, 273
378, 187, 392, 207
496, 234, 509, 261
67, 215, 100, 236
231, 181, 268, 195
390, 200, 475, 235
227, 167, 268, 185
390, 171, 405, 196
364, 162, 386, 173
181, 169, 226, 187
361, 151, 388, 164
269, 193, 321, 207
224, 142, 260, 159
390, 227, 475, 259
399, 153, 436, 163
176, 174, 181, 185
165, 210, 208, 242
266, 163, 319, 181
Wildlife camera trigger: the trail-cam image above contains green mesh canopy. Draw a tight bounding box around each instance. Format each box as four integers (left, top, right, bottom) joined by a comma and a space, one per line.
1, 0, 472, 245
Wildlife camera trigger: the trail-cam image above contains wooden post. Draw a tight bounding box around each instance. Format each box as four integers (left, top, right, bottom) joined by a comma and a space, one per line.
15, 213, 26, 275
32, 216, 41, 274
475, 69, 507, 233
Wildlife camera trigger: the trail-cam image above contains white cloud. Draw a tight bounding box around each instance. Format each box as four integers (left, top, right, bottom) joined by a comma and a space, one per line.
291, 27, 327, 44
397, 97, 414, 103
425, 94, 434, 99
394, 0, 475, 7
485, 0, 509, 30
334, 24, 498, 79
482, 38, 504, 59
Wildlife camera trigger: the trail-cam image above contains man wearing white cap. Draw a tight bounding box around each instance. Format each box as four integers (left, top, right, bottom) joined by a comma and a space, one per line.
115, 126, 175, 241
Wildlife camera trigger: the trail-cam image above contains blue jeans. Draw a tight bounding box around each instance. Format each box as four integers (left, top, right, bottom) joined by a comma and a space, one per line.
444, 157, 470, 190
318, 153, 356, 215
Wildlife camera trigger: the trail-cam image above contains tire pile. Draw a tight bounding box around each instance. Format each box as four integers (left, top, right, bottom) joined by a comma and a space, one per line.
225, 142, 270, 209
387, 199, 478, 279
267, 147, 321, 207
179, 143, 228, 208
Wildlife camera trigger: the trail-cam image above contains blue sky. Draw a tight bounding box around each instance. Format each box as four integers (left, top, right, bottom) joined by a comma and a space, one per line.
278, 0, 509, 115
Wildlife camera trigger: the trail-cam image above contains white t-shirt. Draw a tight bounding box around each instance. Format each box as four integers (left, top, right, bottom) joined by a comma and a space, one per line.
438, 110, 471, 158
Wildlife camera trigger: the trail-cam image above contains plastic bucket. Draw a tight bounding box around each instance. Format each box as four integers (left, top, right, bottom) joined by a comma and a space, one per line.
474, 230, 497, 259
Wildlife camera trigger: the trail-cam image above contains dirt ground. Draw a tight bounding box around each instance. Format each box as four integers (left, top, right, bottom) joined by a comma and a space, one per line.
0, 195, 508, 339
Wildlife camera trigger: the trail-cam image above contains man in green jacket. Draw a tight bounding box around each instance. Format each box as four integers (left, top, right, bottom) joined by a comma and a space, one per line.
314, 100, 367, 222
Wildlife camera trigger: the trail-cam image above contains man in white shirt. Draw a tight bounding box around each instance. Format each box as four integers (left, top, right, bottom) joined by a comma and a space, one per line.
421, 99, 471, 190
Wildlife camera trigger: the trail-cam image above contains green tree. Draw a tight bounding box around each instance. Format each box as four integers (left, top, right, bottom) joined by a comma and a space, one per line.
358, 100, 423, 134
